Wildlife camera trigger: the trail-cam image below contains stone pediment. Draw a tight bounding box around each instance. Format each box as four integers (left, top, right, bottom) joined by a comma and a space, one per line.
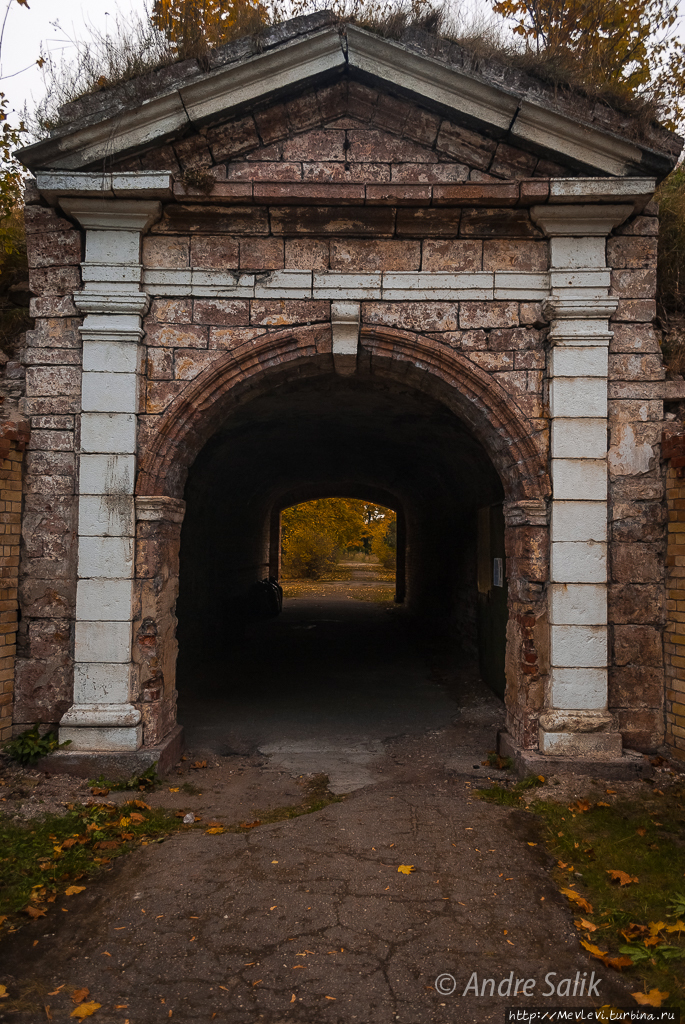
18, 13, 681, 179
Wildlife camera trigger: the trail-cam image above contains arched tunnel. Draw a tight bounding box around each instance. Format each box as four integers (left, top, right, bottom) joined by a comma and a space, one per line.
173, 368, 509, 756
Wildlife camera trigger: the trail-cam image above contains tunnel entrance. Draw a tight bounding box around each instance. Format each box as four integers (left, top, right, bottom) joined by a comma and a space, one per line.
174, 372, 507, 754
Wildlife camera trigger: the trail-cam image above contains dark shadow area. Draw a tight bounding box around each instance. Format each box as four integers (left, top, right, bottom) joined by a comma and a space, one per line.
178, 596, 470, 756
175, 373, 507, 749
176, 373, 503, 657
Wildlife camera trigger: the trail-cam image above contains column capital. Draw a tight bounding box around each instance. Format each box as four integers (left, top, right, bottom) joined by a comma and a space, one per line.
531, 203, 633, 237
60, 197, 162, 232
543, 297, 618, 321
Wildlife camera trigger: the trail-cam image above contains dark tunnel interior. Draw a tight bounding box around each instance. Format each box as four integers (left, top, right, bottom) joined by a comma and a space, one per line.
175, 372, 506, 689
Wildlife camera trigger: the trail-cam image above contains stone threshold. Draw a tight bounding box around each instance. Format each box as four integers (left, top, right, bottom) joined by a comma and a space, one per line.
498, 730, 656, 782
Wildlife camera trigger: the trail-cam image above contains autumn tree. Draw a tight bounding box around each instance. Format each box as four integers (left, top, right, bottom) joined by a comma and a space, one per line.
151, 0, 269, 57
491, 0, 684, 128
280, 498, 396, 579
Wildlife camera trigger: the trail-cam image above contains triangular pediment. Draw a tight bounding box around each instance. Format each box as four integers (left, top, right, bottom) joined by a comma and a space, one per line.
18, 14, 681, 180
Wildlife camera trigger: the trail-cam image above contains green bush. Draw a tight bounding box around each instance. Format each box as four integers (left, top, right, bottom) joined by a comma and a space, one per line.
4, 724, 70, 765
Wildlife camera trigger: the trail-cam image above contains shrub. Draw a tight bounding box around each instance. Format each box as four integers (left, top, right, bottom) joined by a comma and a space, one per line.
4, 724, 69, 765
281, 529, 340, 579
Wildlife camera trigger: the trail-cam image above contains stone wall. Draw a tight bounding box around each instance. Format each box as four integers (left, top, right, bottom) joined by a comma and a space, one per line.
0, 421, 28, 741
607, 206, 666, 751
662, 434, 685, 761
13, 188, 82, 731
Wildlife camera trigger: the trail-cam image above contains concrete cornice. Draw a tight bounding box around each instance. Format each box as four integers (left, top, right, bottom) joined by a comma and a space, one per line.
38, 171, 174, 204
16, 22, 681, 179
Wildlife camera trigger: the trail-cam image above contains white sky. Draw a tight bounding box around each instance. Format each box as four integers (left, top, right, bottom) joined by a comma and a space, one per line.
0, 0, 148, 118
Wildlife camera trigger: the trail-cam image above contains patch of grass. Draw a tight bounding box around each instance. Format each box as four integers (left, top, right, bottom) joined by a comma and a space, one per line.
0, 799, 182, 934
0, 775, 342, 938
519, 783, 685, 1009
88, 763, 159, 792
478, 773, 546, 805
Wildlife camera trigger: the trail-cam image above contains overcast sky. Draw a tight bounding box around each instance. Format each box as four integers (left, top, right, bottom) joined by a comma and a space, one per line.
0, 0, 148, 118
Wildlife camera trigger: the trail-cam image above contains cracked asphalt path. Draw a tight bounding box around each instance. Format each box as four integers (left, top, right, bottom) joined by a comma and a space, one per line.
0, 597, 633, 1022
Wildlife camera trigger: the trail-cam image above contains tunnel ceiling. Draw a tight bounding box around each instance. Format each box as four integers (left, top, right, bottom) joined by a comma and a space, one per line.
183, 374, 504, 518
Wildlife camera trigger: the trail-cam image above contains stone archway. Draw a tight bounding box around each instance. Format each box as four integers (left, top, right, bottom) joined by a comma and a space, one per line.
134, 324, 550, 751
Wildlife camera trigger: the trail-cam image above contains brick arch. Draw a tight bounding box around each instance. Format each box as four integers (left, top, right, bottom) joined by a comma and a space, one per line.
136, 322, 549, 502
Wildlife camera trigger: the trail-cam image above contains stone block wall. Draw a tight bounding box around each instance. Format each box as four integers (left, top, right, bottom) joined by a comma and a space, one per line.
13, 189, 82, 732
662, 434, 685, 760
607, 206, 666, 751
0, 422, 28, 741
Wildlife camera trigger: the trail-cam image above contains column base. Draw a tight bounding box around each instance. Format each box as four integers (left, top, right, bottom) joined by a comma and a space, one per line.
538, 709, 621, 757
59, 702, 142, 752
39, 724, 184, 779
498, 730, 649, 781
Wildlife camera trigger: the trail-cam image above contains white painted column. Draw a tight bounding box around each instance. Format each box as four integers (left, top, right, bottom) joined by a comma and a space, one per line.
532, 203, 632, 757
58, 198, 161, 752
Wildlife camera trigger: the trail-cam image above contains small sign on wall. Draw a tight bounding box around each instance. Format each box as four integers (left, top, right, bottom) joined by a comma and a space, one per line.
493, 557, 504, 588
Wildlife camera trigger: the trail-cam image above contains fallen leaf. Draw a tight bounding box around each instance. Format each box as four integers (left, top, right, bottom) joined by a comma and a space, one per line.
0, 986, 7, 999
325, 996, 336, 1000
25, 905, 47, 919
596, 802, 611, 808
65, 886, 86, 897
527, 842, 537, 847
61, 838, 78, 849
292, 965, 306, 969
537, 775, 545, 783
561, 888, 593, 914
0, 916, 6, 927
632, 990, 669, 1007
581, 940, 609, 959
47, 986, 64, 997
205, 827, 225, 835
71, 989, 89, 1005
168, 788, 179, 793
604, 955, 634, 973
667, 921, 685, 933
398, 865, 415, 874
636, 827, 646, 836
607, 870, 638, 886
70, 1002, 101, 1019
575, 918, 597, 932
129, 813, 146, 824
239, 820, 261, 829
45, 1006, 52, 1021
290, 994, 296, 1002
192, 761, 207, 769
572, 800, 591, 813
606, 789, 617, 795
90, 788, 109, 796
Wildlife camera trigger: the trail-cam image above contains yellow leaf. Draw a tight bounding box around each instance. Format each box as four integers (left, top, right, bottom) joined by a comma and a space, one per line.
527, 842, 537, 846
632, 990, 669, 1007
648, 921, 666, 936
129, 813, 145, 824
205, 827, 225, 834
666, 920, 685, 933
581, 939, 609, 959
596, 802, 611, 807
0, 985, 7, 999
168, 788, 179, 793
118, 817, 130, 828
561, 888, 593, 914
0, 915, 7, 926
70, 1002, 101, 1018
397, 865, 415, 874
65, 886, 86, 897
575, 918, 597, 932
607, 870, 638, 886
